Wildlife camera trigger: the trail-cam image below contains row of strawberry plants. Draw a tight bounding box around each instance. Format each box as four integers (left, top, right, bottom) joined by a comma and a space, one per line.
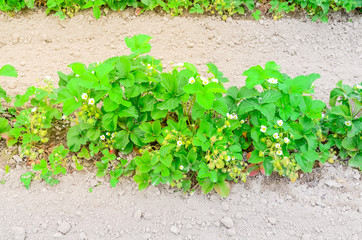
0, 34, 361, 196
1, 0, 361, 22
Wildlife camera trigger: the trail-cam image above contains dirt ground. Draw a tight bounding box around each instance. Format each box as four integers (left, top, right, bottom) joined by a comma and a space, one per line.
0, 9, 361, 240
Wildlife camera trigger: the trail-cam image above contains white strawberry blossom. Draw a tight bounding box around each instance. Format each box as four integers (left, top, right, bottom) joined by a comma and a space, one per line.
100, 135, 105, 140
344, 121, 352, 126
276, 150, 283, 156
179, 165, 184, 170
260, 125, 267, 133
284, 137, 290, 144
81, 93, 88, 100
177, 140, 183, 146
277, 120, 283, 126
31, 107, 37, 112
275, 143, 281, 149
355, 84, 362, 90
200, 77, 209, 85
267, 78, 278, 84
188, 77, 195, 84
273, 133, 279, 139
211, 78, 218, 83
88, 98, 95, 105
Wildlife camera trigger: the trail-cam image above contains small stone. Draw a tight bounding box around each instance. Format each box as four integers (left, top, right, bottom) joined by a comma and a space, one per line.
143, 211, 153, 220
12, 155, 23, 163
325, 180, 342, 188
79, 232, 87, 240
226, 228, 236, 236
134, 210, 142, 221
268, 217, 276, 225
221, 217, 234, 229
221, 202, 230, 211
358, 207, 362, 213
302, 233, 311, 240
170, 225, 180, 234
315, 236, 323, 240
13, 227, 26, 240
58, 222, 71, 234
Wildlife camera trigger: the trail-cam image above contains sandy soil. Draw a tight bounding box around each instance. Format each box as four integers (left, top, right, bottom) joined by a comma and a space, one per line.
0, 10, 361, 103
0, 9, 361, 240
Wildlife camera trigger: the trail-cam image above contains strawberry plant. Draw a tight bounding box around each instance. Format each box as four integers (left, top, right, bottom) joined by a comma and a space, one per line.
320, 81, 362, 169
231, 61, 327, 181
0, 35, 361, 196
8, 77, 63, 160
1, 0, 360, 21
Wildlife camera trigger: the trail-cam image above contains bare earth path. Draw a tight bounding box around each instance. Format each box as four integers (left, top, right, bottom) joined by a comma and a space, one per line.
0, 10, 361, 240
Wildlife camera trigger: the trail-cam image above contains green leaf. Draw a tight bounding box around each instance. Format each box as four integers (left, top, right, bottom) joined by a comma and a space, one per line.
342, 137, 358, 151
125, 34, 152, 55
67, 124, 90, 152
248, 150, 264, 163
196, 90, 214, 110
279, 74, 319, 94
114, 130, 130, 150
160, 154, 172, 168
109, 85, 131, 107
158, 98, 180, 111
301, 150, 319, 162
86, 128, 100, 141
93, 6, 101, 19
103, 97, 119, 112
238, 86, 259, 99
300, 97, 325, 119
209, 170, 218, 183
20, 172, 35, 190
295, 153, 314, 173
243, 65, 264, 88
115, 57, 131, 78
69, 62, 86, 75
201, 178, 214, 194
78, 147, 90, 160
263, 157, 273, 176
260, 90, 282, 104
0, 118, 11, 133
102, 113, 118, 131
0, 65, 18, 77
117, 105, 139, 118
214, 180, 230, 197
33, 159, 47, 171
349, 153, 362, 169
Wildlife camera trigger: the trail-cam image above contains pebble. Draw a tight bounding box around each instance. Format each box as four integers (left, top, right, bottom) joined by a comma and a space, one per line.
170, 225, 180, 234
221, 202, 230, 211
58, 222, 72, 234
12, 155, 23, 163
134, 209, 142, 221
267, 217, 276, 225
143, 211, 153, 220
358, 207, 362, 213
325, 180, 342, 188
221, 217, 234, 229
226, 228, 236, 236
13, 226, 26, 240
